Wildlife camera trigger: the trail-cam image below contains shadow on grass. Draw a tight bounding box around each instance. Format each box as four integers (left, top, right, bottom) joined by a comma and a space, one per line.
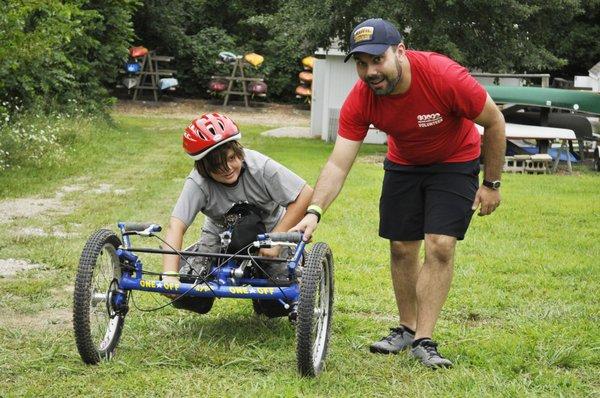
180, 311, 295, 344
119, 305, 298, 371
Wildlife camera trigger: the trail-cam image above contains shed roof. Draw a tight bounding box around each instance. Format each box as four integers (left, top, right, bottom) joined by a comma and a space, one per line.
589, 61, 600, 77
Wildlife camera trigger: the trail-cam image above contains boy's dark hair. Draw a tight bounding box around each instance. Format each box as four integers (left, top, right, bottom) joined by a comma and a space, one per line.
195, 141, 244, 178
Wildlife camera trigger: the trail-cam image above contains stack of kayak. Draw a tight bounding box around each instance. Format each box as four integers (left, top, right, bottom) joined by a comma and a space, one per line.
122, 46, 147, 90
208, 51, 267, 107
295, 56, 314, 100
122, 46, 179, 100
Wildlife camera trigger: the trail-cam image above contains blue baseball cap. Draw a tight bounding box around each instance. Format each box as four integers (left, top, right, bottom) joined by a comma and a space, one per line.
344, 18, 403, 62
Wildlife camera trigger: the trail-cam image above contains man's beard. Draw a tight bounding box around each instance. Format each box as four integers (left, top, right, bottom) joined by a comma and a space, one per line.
367, 56, 402, 96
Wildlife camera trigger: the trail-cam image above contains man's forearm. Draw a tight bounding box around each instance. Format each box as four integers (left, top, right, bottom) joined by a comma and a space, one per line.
482, 124, 506, 181
475, 95, 506, 182
310, 159, 351, 211
300, 135, 361, 227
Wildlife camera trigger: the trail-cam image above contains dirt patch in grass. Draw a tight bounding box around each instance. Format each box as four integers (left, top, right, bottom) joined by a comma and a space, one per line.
0, 259, 44, 277
16, 226, 79, 239
0, 307, 71, 331
88, 183, 132, 195
357, 154, 385, 165
0, 181, 131, 225
0, 197, 66, 224
112, 98, 311, 127
16, 227, 48, 237
57, 183, 87, 195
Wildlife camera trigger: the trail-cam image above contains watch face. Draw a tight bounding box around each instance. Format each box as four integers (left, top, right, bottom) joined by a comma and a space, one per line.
484, 180, 501, 189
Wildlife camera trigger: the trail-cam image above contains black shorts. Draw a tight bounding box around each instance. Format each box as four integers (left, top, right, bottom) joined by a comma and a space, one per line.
379, 159, 480, 241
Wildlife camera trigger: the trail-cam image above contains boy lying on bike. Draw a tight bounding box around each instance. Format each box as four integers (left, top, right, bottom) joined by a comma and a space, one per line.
161, 112, 312, 313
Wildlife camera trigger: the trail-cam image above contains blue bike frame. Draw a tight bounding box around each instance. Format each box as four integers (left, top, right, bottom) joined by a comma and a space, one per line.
112, 222, 306, 308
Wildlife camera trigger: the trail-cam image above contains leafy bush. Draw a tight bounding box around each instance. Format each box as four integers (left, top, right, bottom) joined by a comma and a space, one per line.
0, 0, 139, 115
178, 27, 239, 97
0, 101, 86, 171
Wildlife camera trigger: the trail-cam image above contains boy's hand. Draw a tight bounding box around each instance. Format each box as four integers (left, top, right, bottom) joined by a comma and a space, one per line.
161, 274, 180, 298
259, 246, 281, 258
162, 275, 179, 285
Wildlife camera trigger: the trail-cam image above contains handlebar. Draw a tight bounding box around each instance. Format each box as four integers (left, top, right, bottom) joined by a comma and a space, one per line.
119, 222, 162, 236
257, 232, 304, 243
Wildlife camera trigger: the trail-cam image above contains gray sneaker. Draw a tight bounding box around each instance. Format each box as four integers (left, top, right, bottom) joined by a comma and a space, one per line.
369, 326, 415, 354
410, 339, 453, 368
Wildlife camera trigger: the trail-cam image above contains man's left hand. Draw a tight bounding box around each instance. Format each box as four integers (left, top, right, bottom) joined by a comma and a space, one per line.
472, 186, 501, 216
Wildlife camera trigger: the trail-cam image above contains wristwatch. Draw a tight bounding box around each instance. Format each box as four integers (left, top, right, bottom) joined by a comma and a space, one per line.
482, 179, 501, 190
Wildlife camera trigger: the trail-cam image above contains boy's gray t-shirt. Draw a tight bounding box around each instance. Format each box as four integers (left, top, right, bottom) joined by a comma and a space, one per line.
172, 149, 306, 241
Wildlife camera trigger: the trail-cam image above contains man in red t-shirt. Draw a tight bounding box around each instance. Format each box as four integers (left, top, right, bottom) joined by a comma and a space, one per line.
293, 18, 506, 368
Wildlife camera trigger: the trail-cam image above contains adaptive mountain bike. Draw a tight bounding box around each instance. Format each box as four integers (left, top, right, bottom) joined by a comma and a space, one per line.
72, 222, 333, 377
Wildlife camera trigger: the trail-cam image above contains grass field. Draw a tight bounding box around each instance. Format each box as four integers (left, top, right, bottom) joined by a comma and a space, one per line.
0, 114, 598, 397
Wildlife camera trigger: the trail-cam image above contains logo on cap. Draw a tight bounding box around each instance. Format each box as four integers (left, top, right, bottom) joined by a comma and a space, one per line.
353, 27, 374, 43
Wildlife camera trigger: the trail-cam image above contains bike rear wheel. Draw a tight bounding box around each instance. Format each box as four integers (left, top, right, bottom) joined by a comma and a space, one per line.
73, 229, 126, 364
296, 242, 334, 377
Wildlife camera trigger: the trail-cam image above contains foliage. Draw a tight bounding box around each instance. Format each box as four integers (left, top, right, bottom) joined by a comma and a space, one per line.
132, 0, 277, 96
268, 0, 581, 73
261, 0, 596, 95
550, 0, 600, 78
0, 0, 596, 109
0, 0, 139, 114
399, 0, 577, 72
0, 100, 86, 171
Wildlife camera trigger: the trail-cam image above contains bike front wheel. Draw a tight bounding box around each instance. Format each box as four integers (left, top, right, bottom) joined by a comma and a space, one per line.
296, 242, 334, 377
73, 229, 126, 364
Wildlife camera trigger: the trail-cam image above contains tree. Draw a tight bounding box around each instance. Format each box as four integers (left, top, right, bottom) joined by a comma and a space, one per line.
0, 0, 139, 113
549, 0, 600, 79
265, 0, 585, 73
132, 0, 277, 96
129, 0, 594, 101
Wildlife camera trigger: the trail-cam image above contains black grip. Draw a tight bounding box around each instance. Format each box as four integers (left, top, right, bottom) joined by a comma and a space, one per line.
266, 232, 304, 243
122, 223, 162, 233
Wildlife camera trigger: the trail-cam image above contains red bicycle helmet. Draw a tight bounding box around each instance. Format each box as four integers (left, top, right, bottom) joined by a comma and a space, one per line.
183, 113, 241, 160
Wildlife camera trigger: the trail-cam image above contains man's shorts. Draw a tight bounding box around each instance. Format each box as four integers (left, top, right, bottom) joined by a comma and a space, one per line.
379, 159, 480, 241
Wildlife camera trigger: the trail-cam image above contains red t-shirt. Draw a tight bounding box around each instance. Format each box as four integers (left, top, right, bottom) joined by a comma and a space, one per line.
338, 50, 487, 165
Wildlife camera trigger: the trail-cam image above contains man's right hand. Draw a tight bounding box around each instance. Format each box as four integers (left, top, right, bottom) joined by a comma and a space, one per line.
290, 213, 319, 242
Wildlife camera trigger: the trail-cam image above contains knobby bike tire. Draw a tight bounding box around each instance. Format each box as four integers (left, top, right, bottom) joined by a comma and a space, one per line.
296, 242, 334, 377
73, 229, 125, 364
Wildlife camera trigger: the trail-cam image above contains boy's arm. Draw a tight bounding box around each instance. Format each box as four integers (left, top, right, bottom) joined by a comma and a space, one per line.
270, 184, 313, 232
259, 184, 312, 257
162, 217, 188, 279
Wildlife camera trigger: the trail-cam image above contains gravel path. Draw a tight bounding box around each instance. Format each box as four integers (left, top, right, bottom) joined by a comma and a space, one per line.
113, 98, 311, 127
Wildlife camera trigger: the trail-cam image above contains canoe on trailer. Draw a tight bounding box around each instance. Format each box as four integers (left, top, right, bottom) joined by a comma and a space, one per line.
485, 85, 600, 115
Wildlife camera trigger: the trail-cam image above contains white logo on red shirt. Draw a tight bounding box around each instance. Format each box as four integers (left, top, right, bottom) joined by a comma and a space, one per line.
417, 113, 443, 128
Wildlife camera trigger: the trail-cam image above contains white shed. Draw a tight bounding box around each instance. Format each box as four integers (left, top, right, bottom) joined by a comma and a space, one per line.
588, 61, 600, 92
310, 45, 387, 144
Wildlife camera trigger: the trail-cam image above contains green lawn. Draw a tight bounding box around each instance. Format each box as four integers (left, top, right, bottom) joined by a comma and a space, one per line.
0, 114, 598, 397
